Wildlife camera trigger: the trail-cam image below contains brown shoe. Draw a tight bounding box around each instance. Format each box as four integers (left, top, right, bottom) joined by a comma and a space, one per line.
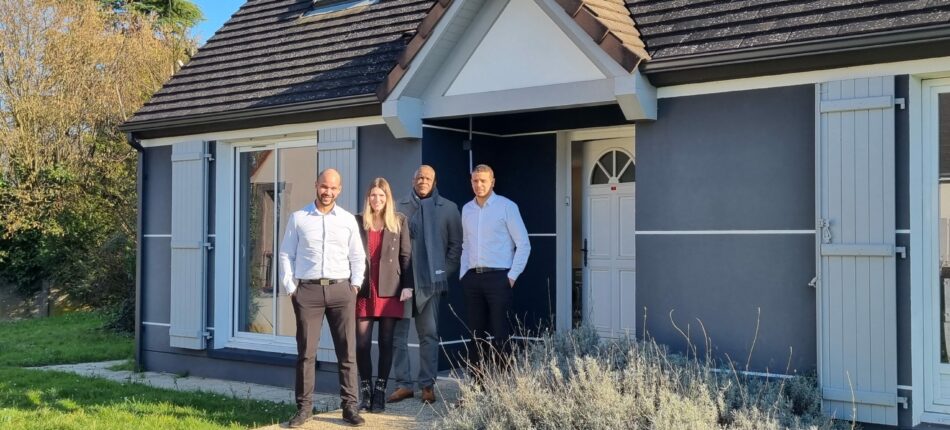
387, 387, 414, 403
421, 386, 436, 404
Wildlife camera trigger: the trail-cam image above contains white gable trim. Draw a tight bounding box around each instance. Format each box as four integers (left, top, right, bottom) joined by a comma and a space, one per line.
443, 0, 604, 96
383, 0, 656, 139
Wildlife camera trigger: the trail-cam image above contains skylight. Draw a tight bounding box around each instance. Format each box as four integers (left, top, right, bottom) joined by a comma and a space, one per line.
303, 0, 378, 18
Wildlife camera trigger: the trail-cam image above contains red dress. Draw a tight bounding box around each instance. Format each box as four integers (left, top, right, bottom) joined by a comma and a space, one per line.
356, 229, 404, 318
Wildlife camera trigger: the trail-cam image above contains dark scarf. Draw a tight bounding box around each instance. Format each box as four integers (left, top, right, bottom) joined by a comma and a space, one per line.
408, 186, 449, 296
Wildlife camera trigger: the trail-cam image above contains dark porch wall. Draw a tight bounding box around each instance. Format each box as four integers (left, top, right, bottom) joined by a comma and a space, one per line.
419, 127, 557, 363
635, 84, 818, 373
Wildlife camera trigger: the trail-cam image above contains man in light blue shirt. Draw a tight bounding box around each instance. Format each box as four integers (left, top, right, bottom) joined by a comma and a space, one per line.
460, 164, 530, 374
278, 168, 366, 427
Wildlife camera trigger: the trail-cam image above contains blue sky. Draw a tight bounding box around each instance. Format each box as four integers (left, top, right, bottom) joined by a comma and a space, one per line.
192, 0, 246, 44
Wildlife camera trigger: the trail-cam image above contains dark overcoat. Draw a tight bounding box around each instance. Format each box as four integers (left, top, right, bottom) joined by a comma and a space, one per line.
354, 213, 413, 298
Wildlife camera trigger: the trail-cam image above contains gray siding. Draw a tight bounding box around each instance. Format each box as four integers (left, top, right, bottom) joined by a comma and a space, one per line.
637, 85, 815, 231
635, 85, 817, 372
358, 124, 422, 213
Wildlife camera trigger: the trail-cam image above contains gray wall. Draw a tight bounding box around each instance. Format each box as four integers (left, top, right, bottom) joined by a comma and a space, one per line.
357, 124, 421, 212
635, 85, 818, 372
139, 126, 427, 386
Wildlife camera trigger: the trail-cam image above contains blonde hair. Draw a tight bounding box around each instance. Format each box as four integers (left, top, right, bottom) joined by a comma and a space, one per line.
362, 177, 400, 234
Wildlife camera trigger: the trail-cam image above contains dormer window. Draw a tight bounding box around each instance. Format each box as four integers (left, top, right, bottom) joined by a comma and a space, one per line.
303, 0, 378, 18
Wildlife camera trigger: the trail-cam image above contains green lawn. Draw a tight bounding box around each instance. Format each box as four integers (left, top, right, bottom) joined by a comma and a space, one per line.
0, 313, 295, 429
0, 312, 132, 367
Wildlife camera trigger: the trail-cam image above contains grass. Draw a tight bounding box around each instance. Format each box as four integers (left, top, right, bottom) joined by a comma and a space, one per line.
437, 325, 847, 430
0, 312, 132, 367
0, 312, 295, 429
0, 367, 293, 429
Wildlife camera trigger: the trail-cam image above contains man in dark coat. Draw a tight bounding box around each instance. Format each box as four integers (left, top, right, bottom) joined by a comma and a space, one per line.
388, 165, 462, 404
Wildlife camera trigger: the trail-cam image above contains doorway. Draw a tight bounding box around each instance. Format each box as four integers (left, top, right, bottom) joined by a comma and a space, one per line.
571, 137, 636, 338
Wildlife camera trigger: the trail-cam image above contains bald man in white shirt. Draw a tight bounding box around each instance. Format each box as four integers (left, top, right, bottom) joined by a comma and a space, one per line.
460, 164, 531, 374
278, 168, 366, 427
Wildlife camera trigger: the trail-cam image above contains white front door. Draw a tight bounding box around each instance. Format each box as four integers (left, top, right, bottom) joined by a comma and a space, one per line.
581, 138, 636, 338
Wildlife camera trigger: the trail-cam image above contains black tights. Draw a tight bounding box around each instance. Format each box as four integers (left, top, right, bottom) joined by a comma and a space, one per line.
356, 317, 397, 381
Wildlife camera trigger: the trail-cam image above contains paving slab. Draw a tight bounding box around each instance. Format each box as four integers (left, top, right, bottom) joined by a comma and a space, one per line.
33, 360, 460, 429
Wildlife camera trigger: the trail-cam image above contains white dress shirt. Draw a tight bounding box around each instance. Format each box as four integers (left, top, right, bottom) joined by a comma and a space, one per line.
460, 192, 531, 281
278, 202, 366, 295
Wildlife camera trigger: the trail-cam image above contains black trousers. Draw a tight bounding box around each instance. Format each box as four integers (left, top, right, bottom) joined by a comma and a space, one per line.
292, 280, 358, 410
461, 269, 513, 370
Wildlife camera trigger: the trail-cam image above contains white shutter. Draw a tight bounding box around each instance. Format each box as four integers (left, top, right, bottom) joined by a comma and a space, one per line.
314, 127, 358, 362
169, 141, 210, 350
816, 77, 898, 425
318, 127, 359, 212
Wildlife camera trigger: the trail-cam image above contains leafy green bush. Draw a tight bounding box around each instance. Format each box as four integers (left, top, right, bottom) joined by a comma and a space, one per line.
437, 327, 846, 430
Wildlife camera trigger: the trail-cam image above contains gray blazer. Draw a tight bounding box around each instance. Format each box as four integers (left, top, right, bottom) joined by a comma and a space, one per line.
355, 213, 413, 298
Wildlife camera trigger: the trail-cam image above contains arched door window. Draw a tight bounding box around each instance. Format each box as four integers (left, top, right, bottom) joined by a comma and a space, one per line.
590, 149, 635, 185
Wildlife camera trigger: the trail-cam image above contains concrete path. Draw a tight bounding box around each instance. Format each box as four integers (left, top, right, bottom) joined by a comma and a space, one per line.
34, 360, 460, 429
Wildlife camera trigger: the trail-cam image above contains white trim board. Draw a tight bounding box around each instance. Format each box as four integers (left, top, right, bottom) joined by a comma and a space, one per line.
635, 229, 815, 235
658, 56, 950, 99
138, 116, 383, 147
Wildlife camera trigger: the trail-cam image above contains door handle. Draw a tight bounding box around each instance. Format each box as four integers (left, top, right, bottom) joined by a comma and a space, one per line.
581, 239, 588, 267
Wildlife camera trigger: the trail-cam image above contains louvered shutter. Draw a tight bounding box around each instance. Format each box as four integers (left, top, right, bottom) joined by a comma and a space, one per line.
318, 127, 359, 212
169, 141, 210, 350
816, 77, 898, 425
313, 127, 358, 362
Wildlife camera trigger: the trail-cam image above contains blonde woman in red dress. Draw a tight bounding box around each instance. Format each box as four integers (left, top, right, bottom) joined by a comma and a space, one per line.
354, 177, 412, 413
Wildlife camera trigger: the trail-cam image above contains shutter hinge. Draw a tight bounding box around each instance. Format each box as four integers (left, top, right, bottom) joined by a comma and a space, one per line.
808, 276, 818, 289
204, 242, 214, 251
817, 218, 832, 243
203, 330, 213, 340
895, 98, 906, 110
895, 246, 907, 259
897, 395, 909, 409
203, 153, 214, 162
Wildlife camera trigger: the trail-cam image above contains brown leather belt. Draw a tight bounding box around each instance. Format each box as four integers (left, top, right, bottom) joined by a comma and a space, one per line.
300, 278, 348, 286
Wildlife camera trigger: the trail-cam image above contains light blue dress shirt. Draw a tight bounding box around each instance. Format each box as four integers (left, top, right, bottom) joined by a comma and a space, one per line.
278, 202, 366, 295
460, 193, 531, 281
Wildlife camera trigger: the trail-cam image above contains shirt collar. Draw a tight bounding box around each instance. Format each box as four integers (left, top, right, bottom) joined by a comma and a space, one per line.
475, 192, 497, 207
305, 201, 337, 216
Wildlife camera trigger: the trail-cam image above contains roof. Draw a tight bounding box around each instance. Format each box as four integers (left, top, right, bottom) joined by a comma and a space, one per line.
125, 0, 950, 136
627, 0, 950, 59
124, 0, 437, 130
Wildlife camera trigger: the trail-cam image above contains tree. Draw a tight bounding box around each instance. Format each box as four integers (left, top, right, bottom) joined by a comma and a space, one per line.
101, 0, 203, 33
0, 0, 198, 311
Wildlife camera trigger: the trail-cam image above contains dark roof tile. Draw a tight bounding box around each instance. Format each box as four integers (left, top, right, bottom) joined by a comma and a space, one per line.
627, 0, 950, 59
126, 0, 436, 125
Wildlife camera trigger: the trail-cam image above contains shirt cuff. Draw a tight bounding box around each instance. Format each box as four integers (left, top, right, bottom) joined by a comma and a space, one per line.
283, 277, 298, 295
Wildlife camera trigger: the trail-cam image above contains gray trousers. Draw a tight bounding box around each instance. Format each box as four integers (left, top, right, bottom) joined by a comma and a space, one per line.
392, 294, 441, 390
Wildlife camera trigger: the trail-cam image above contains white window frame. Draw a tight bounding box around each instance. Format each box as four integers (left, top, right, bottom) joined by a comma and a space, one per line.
230, 139, 315, 352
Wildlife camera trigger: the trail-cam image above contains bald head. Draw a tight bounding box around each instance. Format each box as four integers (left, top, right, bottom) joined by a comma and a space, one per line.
413, 165, 436, 198
315, 168, 342, 211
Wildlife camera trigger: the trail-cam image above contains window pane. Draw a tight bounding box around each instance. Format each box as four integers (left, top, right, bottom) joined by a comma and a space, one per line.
598, 152, 614, 176
615, 151, 630, 172
591, 164, 609, 185
237, 150, 275, 335
940, 93, 950, 363
276, 146, 318, 337
619, 160, 635, 183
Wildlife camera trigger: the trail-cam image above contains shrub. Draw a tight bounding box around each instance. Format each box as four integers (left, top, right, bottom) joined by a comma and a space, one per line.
436, 327, 846, 430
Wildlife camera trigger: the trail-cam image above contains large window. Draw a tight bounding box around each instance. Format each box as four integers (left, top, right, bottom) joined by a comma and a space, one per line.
939, 93, 950, 364
236, 143, 317, 339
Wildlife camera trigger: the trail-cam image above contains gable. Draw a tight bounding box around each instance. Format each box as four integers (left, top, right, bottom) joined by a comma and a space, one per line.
444, 0, 605, 96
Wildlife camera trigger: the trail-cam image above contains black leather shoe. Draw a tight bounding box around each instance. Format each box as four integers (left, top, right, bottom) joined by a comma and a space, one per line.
358, 379, 372, 411
369, 378, 386, 413
342, 404, 365, 426
287, 408, 312, 428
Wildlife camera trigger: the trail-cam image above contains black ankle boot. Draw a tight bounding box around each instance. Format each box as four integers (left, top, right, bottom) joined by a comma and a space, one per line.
370, 377, 387, 413
358, 379, 372, 411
